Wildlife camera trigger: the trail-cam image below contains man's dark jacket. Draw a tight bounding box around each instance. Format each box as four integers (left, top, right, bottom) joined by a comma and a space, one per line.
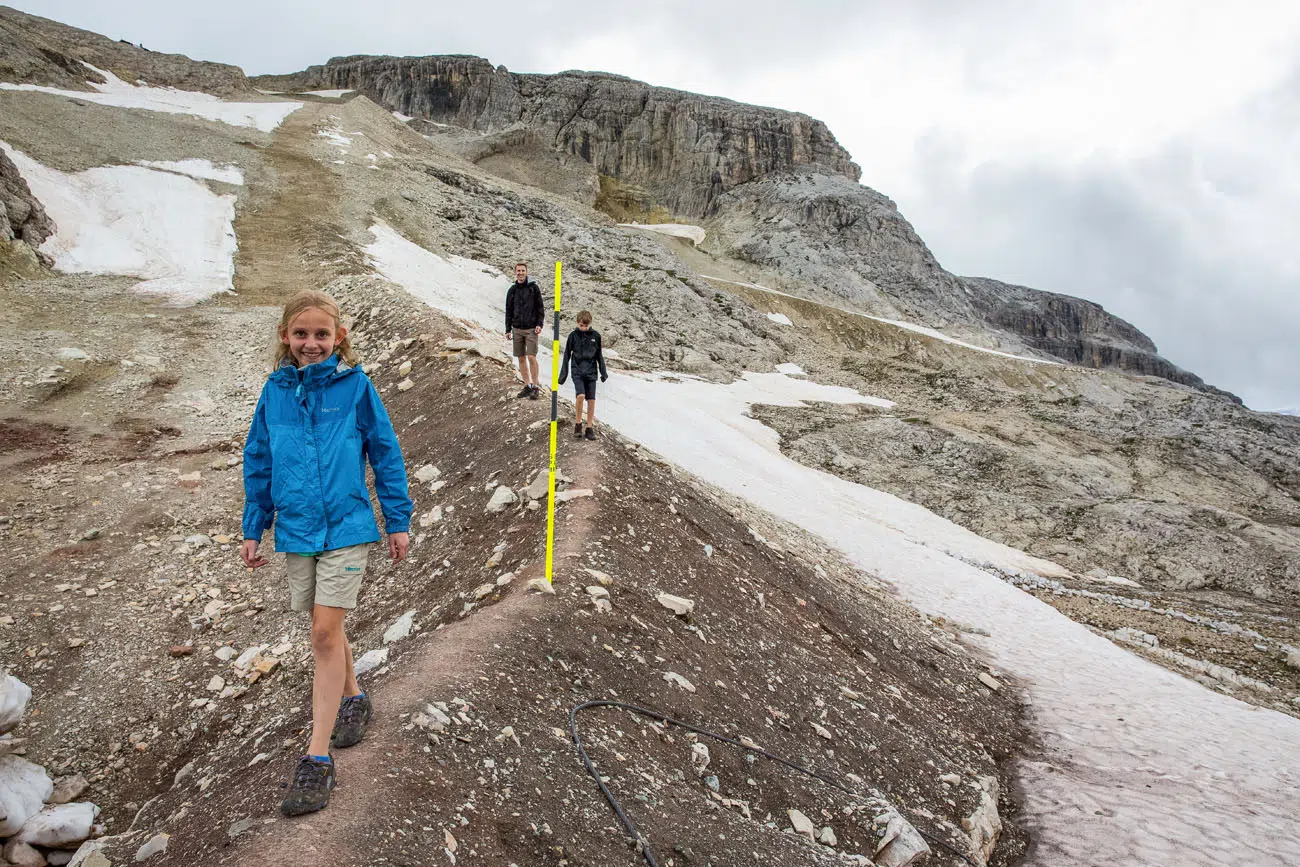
504, 279, 545, 333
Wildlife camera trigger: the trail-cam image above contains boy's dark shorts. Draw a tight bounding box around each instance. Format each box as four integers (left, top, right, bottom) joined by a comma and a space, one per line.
574, 375, 597, 400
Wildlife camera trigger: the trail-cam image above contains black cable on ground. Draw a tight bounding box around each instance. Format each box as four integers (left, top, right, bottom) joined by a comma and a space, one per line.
569, 699, 981, 867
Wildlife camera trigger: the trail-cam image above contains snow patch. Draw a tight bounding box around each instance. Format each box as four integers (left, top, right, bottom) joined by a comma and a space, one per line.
0, 64, 300, 132
619, 222, 707, 246
703, 275, 1051, 364
316, 128, 352, 151
392, 111, 414, 123
775, 363, 805, 376
303, 89, 353, 98
766, 311, 794, 326
1, 141, 237, 303
133, 159, 243, 186
372, 225, 1300, 866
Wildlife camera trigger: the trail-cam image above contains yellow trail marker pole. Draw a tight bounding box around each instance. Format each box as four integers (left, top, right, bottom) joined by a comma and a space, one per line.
545, 261, 563, 584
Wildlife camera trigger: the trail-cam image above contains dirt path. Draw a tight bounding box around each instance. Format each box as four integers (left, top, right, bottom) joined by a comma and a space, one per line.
231, 420, 602, 866
231, 103, 359, 306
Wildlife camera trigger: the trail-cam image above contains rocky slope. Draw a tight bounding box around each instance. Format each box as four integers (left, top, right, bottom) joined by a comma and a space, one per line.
0, 5, 251, 94
255, 54, 1208, 391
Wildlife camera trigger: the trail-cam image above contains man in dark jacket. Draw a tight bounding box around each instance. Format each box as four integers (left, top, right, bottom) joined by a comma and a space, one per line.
557, 309, 609, 440
504, 262, 545, 399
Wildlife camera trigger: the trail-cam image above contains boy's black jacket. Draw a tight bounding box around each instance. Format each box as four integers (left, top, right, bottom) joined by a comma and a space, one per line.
504, 280, 545, 332
559, 328, 608, 381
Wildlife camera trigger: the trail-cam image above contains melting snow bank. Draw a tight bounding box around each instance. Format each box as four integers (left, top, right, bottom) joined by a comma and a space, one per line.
0, 63, 300, 132
1, 142, 237, 303
133, 159, 243, 185
369, 224, 1300, 864
618, 222, 707, 246
702, 274, 1052, 364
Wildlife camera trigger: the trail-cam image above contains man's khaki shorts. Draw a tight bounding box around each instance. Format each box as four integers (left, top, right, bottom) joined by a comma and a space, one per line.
284, 543, 370, 611
512, 327, 538, 358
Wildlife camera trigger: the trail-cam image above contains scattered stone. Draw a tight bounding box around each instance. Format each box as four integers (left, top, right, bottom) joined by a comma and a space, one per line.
3, 840, 44, 867
811, 722, 833, 740
0, 672, 31, 735
398, 360, 413, 377
964, 776, 1003, 864
939, 773, 961, 786
525, 578, 555, 595
397, 378, 414, 391
0, 756, 54, 835
415, 464, 440, 483
874, 806, 931, 867
135, 832, 169, 861
788, 808, 816, 841
977, 672, 1002, 692
354, 648, 389, 676
383, 610, 416, 644
554, 488, 593, 503
703, 544, 713, 558
169, 645, 194, 658
214, 646, 237, 662
485, 485, 518, 513
818, 826, 838, 847
662, 671, 696, 692
412, 704, 452, 733
227, 816, 256, 840
703, 774, 720, 792
48, 774, 90, 804
418, 506, 443, 527
184, 534, 211, 547
656, 593, 695, 617
1285, 649, 1300, 671
474, 583, 496, 600
14, 802, 102, 848
583, 568, 612, 586
585, 586, 610, 600
690, 742, 710, 774
206, 675, 225, 692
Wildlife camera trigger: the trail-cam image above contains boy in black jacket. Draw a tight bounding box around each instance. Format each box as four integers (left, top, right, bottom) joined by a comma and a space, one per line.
504, 262, 545, 399
557, 310, 608, 440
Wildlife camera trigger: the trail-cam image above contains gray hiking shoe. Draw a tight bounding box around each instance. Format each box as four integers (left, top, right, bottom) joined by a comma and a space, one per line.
584, 426, 597, 440
574, 422, 584, 438
516, 385, 532, 399
280, 755, 335, 816
330, 693, 372, 749
528, 385, 540, 400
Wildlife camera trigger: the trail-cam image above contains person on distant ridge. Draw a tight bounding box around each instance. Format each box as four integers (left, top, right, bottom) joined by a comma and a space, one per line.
504, 262, 545, 400
557, 309, 609, 440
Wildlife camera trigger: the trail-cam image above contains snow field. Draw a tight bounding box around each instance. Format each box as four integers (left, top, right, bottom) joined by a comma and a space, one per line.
133, 159, 243, 185
367, 223, 1300, 866
0, 64, 301, 132
1, 142, 238, 302
618, 222, 707, 246
702, 274, 1052, 364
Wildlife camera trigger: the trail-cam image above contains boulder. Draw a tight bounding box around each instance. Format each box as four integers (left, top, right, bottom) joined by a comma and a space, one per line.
873, 805, 931, 867
0, 672, 31, 734
3, 839, 45, 867
485, 485, 518, 513
962, 776, 1003, 865
0, 755, 54, 836
656, 593, 695, 617
15, 802, 102, 848
788, 808, 816, 841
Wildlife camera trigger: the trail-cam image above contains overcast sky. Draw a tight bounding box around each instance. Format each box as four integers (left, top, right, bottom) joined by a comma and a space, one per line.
20, 0, 1300, 409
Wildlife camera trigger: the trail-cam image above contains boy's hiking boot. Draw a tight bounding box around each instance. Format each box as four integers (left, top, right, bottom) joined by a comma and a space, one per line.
574, 422, 584, 438
584, 426, 597, 441
280, 755, 335, 816
331, 693, 372, 749
529, 385, 540, 400
516, 385, 532, 399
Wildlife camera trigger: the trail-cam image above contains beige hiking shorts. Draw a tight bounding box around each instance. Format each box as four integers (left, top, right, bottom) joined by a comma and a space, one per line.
284, 543, 370, 611
512, 327, 539, 358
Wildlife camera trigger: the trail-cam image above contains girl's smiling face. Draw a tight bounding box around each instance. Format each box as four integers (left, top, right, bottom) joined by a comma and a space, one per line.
280, 307, 346, 368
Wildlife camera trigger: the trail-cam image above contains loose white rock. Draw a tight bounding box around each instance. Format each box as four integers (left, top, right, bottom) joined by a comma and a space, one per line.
135, 832, 170, 861
414, 464, 440, 483
0, 756, 54, 835
354, 647, 389, 676
15, 802, 101, 848
788, 808, 816, 840
383, 610, 416, 644
656, 593, 695, 617
0, 672, 31, 735
662, 671, 696, 692
486, 485, 519, 513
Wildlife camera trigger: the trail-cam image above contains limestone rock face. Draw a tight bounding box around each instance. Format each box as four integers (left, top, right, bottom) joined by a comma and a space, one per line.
0, 5, 250, 94
253, 55, 860, 218
0, 147, 53, 249
963, 276, 1206, 388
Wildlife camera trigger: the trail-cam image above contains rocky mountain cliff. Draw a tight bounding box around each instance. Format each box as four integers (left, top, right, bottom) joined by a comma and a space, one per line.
0, 5, 250, 94
256, 53, 1212, 392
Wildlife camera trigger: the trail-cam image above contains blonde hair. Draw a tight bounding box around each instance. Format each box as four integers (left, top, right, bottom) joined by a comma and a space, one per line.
274, 290, 359, 368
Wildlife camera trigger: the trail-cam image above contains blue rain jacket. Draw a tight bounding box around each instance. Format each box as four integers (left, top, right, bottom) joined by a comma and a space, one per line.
242, 355, 412, 554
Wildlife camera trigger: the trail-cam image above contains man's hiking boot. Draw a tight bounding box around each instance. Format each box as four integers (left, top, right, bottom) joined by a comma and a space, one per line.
528, 385, 540, 400
330, 693, 372, 749
516, 385, 532, 399
584, 426, 597, 441
280, 755, 335, 817
574, 422, 584, 438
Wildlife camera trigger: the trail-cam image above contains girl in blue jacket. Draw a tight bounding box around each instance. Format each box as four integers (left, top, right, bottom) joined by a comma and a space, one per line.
240, 289, 413, 817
